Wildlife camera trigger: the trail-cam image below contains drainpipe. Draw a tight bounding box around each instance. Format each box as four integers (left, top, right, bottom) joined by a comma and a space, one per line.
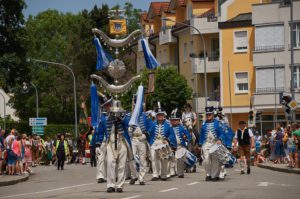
129, 47, 137, 73
148, 38, 157, 58
172, 32, 180, 74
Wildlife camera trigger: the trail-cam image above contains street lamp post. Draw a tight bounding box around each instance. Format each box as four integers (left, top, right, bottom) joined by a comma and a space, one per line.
0, 91, 6, 131
162, 18, 208, 108
29, 58, 78, 138
23, 82, 39, 118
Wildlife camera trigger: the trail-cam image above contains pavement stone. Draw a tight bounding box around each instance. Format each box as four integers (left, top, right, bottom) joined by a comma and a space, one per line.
0, 173, 29, 187
258, 162, 300, 174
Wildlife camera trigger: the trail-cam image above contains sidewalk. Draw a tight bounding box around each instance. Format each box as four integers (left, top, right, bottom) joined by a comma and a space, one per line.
258, 162, 300, 175
0, 173, 29, 187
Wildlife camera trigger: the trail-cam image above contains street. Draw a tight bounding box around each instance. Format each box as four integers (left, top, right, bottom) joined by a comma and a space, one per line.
0, 164, 299, 199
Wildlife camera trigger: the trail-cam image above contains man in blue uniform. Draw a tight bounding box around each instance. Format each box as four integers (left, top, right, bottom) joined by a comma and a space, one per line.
97, 100, 132, 193
147, 104, 176, 181
199, 106, 225, 182
170, 109, 191, 178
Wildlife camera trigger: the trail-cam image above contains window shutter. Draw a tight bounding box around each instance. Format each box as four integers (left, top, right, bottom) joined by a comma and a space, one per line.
235, 31, 247, 50
255, 25, 284, 49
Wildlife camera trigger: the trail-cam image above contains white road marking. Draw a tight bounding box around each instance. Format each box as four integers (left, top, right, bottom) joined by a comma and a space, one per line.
160, 187, 178, 193
121, 195, 142, 199
257, 182, 293, 187
187, 182, 199, 186
0, 183, 95, 198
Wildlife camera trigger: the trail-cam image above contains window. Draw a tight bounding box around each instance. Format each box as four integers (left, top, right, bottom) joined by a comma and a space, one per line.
234, 31, 248, 52
293, 66, 300, 88
291, 22, 300, 48
255, 25, 284, 51
256, 67, 285, 93
183, 43, 187, 63
189, 41, 193, 61
235, 72, 249, 93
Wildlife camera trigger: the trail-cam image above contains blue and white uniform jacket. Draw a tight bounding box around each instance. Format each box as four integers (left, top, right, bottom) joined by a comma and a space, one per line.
146, 119, 177, 148
90, 112, 107, 146
199, 119, 226, 146
96, 112, 132, 148
172, 124, 191, 148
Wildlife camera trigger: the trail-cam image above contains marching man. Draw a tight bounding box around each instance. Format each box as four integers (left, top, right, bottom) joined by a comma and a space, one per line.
147, 102, 176, 181
101, 100, 132, 193
234, 121, 254, 175
199, 106, 225, 182
128, 86, 149, 185
91, 100, 111, 183
170, 109, 191, 178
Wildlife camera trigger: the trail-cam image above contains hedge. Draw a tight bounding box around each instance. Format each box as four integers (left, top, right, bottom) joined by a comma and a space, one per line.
1, 120, 88, 139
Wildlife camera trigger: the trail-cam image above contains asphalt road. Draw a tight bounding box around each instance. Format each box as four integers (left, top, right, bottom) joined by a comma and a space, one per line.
0, 164, 299, 199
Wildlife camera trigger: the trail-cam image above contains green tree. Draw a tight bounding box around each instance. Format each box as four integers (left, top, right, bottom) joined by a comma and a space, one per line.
0, 0, 29, 90
121, 67, 192, 114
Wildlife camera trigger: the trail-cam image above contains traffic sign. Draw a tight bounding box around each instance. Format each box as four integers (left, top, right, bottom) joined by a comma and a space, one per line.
32, 125, 44, 135
29, 118, 47, 126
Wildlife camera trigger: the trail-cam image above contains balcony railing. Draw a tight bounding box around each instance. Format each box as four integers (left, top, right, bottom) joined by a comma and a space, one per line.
254, 45, 285, 52
289, 43, 300, 49
192, 92, 220, 102
256, 87, 285, 93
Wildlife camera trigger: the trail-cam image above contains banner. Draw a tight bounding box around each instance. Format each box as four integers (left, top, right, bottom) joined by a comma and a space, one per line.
109, 19, 127, 35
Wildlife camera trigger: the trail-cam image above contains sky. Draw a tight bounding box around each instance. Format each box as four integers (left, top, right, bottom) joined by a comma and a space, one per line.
23, 0, 166, 19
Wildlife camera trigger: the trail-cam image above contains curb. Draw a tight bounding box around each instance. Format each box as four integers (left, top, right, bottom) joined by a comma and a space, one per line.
258, 164, 300, 175
0, 174, 29, 187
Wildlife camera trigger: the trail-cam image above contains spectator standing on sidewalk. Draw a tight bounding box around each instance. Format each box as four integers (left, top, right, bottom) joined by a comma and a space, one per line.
6, 129, 16, 175
0, 129, 5, 174
55, 134, 69, 170
24, 136, 32, 173
31, 134, 39, 167
274, 124, 285, 164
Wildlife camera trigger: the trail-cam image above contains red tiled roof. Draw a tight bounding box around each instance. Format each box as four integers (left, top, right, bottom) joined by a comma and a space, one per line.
150, 2, 170, 15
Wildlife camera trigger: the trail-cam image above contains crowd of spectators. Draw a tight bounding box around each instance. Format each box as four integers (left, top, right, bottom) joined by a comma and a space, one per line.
247, 123, 300, 169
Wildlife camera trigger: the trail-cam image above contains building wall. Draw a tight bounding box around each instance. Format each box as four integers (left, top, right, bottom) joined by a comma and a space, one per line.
226, 0, 260, 20
188, 0, 214, 16
221, 26, 255, 108
152, 15, 162, 34
175, 6, 186, 23
162, 12, 176, 27
0, 89, 19, 122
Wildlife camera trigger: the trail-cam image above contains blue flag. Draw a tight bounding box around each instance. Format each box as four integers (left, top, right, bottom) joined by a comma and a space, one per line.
141, 38, 160, 70
93, 37, 113, 70
90, 82, 100, 127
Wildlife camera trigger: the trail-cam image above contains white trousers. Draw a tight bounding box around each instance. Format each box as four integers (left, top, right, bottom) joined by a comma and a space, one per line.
219, 165, 226, 179
106, 141, 128, 189
202, 142, 222, 178
150, 143, 168, 178
131, 139, 147, 182
95, 143, 107, 180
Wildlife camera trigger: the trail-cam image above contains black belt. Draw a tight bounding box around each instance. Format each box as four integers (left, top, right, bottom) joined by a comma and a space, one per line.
95, 143, 101, 147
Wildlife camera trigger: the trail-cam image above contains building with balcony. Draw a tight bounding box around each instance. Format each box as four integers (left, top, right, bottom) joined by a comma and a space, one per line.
252, 0, 300, 130
219, 0, 261, 130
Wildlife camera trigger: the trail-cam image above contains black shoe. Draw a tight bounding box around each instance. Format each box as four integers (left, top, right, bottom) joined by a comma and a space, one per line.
97, 178, 106, 183
178, 175, 184, 178
125, 177, 131, 180
116, 188, 123, 193
192, 167, 196, 173
129, 178, 138, 185
139, 181, 145, 185
151, 177, 159, 181
171, 174, 177, 177
57, 167, 60, 170
161, 177, 168, 181
211, 177, 220, 182
240, 170, 245, 175
205, 176, 212, 181
107, 187, 115, 193
247, 168, 251, 174
61, 167, 64, 170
